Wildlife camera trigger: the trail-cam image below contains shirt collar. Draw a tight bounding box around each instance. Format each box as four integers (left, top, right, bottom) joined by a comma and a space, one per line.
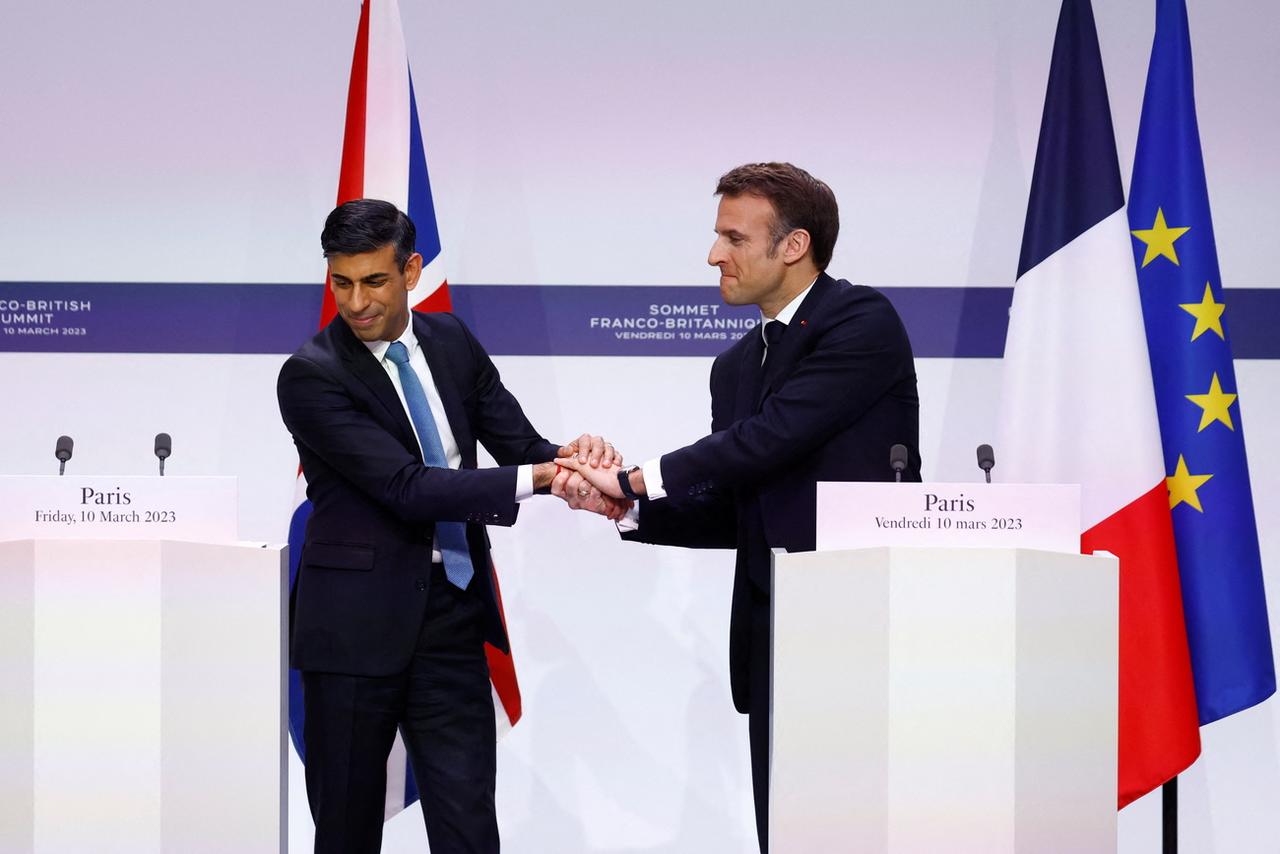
761, 276, 818, 338
363, 315, 418, 363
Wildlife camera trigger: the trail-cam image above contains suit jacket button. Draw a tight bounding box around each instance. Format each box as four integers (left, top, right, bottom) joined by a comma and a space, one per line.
415, 578, 427, 591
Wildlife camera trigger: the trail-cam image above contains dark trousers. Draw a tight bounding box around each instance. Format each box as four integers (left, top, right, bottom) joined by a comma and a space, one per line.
747, 588, 772, 854
302, 564, 498, 854
735, 503, 773, 854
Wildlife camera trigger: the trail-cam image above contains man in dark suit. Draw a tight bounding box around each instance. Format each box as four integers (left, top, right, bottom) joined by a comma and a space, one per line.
278, 199, 624, 854
560, 163, 921, 852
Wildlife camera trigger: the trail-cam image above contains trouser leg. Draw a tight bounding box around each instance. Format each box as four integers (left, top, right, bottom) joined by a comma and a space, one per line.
401, 565, 499, 853
748, 592, 772, 854
302, 669, 405, 854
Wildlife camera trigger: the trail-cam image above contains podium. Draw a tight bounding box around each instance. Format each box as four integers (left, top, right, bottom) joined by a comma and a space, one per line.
0, 477, 287, 854
770, 484, 1118, 853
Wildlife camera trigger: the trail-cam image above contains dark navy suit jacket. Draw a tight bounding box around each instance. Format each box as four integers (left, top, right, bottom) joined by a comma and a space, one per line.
278, 311, 558, 677
623, 273, 921, 712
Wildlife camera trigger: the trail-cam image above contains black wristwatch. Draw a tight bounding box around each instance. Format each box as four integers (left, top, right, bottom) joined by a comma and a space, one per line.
617, 465, 641, 500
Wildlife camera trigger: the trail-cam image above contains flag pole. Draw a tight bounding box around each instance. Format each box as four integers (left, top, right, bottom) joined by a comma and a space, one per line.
1162, 777, 1177, 853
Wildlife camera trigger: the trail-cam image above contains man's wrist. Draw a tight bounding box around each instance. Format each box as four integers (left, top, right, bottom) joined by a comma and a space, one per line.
617, 465, 646, 499
532, 461, 558, 493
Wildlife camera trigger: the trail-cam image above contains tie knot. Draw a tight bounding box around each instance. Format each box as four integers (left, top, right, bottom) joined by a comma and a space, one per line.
764, 320, 786, 349
385, 341, 410, 365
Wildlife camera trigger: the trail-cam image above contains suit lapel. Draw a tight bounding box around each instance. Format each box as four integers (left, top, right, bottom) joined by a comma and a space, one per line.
332, 319, 419, 452
756, 273, 834, 408
734, 329, 766, 422
414, 313, 477, 468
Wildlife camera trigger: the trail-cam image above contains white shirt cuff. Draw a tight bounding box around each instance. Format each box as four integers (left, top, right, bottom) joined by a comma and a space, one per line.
616, 501, 640, 533
515, 464, 535, 502
642, 456, 666, 501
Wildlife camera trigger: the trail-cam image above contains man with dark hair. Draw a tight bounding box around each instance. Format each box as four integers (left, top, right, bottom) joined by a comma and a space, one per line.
559, 162, 921, 852
321, 195, 419, 270
279, 198, 623, 853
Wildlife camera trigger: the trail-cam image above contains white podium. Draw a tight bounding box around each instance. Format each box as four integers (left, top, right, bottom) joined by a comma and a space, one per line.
0, 477, 287, 854
770, 484, 1118, 853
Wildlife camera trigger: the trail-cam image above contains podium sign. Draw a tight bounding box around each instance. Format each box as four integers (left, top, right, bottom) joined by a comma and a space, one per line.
773, 483, 1117, 852
816, 481, 1080, 553
0, 476, 237, 543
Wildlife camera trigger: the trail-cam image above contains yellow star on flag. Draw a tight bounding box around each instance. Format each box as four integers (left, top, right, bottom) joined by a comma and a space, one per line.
1131, 207, 1191, 267
1186, 372, 1237, 432
1179, 281, 1226, 341
1167, 454, 1213, 512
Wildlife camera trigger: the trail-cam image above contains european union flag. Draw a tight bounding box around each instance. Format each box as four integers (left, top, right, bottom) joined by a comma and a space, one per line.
1129, 0, 1275, 724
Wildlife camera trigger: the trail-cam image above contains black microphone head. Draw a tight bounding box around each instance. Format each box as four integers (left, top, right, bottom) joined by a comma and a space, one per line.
55, 435, 74, 462
977, 443, 995, 472
154, 432, 172, 460
889, 443, 909, 473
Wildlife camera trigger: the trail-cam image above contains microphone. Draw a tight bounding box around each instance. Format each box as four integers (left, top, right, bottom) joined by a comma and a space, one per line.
889, 443, 908, 483
977, 443, 995, 483
55, 435, 74, 476
154, 432, 172, 477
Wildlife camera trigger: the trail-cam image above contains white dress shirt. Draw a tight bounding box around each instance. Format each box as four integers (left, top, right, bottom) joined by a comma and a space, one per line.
365, 319, 534, 559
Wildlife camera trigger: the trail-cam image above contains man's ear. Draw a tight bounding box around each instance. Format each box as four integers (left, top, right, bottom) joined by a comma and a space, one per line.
782, 229, 812, 266
402, 252, 424, 291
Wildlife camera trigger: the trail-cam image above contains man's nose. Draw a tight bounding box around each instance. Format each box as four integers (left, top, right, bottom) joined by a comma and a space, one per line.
707, 240, 726, 267
348, 284, 369, 311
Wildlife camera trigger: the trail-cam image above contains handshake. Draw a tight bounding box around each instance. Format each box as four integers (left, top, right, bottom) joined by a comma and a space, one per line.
540, 433, 643, 522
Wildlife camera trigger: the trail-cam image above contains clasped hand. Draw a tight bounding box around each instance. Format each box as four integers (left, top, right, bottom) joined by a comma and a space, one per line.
552, 434, 630, 521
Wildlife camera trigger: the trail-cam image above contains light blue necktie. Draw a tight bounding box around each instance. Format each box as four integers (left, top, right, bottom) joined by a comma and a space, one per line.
385, 341, 474, 590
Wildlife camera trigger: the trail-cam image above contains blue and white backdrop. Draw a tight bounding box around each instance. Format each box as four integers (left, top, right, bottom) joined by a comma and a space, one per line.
2, 1, 1278, 851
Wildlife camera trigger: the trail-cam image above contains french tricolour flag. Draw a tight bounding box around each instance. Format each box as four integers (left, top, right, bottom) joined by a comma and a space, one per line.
287, 0, 523, 821
997, 0, 1201, 807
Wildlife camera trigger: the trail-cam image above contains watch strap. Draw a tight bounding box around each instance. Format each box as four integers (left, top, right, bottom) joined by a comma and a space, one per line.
617, 465, 641, 500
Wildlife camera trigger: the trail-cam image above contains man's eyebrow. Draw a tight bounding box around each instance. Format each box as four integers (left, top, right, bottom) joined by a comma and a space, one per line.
331, 272, 389, 283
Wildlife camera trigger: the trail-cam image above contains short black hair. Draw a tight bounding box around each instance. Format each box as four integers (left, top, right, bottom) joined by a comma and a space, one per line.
715, 162, 840, 270
321, 199, 417, 270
